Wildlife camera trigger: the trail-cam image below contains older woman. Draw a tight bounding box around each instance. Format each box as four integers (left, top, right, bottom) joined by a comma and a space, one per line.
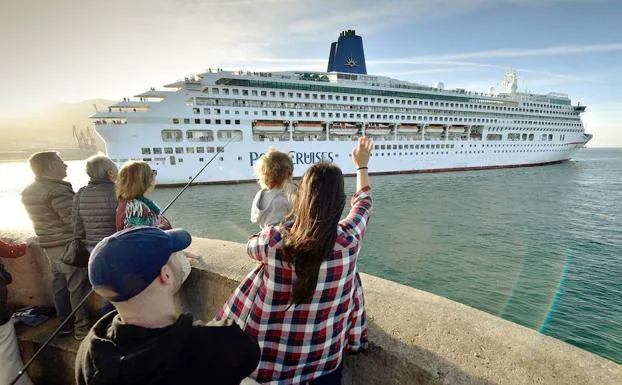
74, 155, 119, 251
115, 161, 171, 230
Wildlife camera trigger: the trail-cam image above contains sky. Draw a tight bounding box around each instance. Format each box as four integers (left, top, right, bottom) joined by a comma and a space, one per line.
0, 0, 620, 146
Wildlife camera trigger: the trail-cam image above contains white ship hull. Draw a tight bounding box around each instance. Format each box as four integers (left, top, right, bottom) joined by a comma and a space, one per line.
97, 121, 587, 185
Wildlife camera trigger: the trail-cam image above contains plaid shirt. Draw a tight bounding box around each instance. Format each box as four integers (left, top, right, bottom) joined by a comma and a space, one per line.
216, 186, 372, 384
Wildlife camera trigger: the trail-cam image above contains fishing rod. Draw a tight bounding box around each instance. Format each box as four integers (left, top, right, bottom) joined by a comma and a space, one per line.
10, 140, 233, 385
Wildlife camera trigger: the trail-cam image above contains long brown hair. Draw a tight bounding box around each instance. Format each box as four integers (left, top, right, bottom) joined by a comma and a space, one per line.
283, 162, 346, 304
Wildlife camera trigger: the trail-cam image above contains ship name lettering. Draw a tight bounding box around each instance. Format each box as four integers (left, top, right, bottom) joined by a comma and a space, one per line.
249, 151, 335, 166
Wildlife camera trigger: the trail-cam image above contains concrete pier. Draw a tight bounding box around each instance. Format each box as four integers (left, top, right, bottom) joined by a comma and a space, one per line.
2, 229, 620, 384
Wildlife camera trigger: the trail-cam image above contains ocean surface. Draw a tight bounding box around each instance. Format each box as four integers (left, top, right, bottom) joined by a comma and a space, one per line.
1, 148, 621, 363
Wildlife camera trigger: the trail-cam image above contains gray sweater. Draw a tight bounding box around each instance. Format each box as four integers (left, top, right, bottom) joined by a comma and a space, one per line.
250, 189, 292, 228
74, 178, 118, 247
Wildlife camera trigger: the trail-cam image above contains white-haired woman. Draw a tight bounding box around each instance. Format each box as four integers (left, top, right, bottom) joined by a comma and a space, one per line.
74, 154, 119, 251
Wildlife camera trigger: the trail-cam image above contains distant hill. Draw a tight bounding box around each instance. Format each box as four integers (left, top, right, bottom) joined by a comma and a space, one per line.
0, 99, 114, 153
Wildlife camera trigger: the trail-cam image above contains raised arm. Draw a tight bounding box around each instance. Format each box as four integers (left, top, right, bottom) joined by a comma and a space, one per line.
340, 137, 373, 240
352, 136, 372, 192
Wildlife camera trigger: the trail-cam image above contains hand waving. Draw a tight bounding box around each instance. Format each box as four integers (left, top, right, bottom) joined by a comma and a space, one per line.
351, 136, 373, 168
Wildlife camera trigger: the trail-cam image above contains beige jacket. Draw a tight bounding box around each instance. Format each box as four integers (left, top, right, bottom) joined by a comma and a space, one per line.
21, 177, 75, 248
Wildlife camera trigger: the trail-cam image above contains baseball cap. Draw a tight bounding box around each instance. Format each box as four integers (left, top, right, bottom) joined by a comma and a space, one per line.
89, 226, 192, 302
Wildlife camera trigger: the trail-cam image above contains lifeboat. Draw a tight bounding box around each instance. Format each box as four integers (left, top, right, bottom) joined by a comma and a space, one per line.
329, 122, 359, 135
293, 121, 324, 133
396, 123, 419, 134
365, 123, 392, 135
424, 124, 444, 133
448, 125, 467, 133
252, 120, 288, 133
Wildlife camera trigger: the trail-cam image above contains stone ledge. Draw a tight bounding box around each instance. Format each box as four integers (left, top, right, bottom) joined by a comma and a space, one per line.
183, 237, 621, 385
3, 230, 621, 384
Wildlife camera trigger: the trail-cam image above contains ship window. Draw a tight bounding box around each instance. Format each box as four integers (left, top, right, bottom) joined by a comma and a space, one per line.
270, 91, 275, 97
196, 147, 205, 153
206, 147, 215, 153
178, 158, 183, 163
203, 108, 211, 114
186, 129, 214, 142
194, 119, 201, 124
193, 108, 200, 114
217, 146, 225, 152
199, 157, 204, 162
205, 119, 211, 124
175, 147, 184, 154
219, 157, 224, 161
184, 118, 190, 124
238, 156, 243, 160
233, 89, 239, 95
161, 129, 183, 142
261, 91, 267, 96
164, 147, 173, 154
143, 158, 152, 161
215, 119, 221, 124
141, 148, 151, 155
173, 118, 180, 124
212, 88, 219, 94
153, 148, 162, 154
186, 147, 195, 153
243, 90, 248, 96
225, 119, 231, 124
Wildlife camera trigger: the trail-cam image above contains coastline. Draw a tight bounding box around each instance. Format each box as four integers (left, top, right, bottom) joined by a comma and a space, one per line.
0, 148, 99, 163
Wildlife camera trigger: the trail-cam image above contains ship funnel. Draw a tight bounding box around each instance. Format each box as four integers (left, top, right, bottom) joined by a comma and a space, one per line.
327, 29, 367, 75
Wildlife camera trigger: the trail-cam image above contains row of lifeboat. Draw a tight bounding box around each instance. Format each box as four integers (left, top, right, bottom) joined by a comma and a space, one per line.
252, 121, 469, 135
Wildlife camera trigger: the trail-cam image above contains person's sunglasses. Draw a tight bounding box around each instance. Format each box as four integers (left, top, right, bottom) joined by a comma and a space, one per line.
152, 169, 158, 176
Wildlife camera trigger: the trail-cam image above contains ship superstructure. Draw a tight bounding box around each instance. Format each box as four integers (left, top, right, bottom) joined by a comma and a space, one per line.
92, 30, 591, 185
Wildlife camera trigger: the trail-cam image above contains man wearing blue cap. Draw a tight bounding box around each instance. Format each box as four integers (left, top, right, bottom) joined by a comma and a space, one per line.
75, 226, 260, 385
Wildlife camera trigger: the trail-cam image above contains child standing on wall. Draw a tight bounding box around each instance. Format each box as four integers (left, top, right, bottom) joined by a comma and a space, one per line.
250, 149, 294, 228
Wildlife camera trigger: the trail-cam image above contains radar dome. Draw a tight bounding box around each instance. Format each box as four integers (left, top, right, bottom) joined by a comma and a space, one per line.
436, 82, 445, 90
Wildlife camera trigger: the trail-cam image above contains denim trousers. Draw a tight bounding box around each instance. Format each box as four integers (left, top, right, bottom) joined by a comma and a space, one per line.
43, 245, 91, 329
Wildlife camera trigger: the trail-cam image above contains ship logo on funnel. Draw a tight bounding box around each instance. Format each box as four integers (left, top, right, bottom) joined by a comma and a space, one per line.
345, 56, 359, 67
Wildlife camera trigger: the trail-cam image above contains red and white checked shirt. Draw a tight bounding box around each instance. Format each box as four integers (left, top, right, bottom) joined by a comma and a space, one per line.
216, 186, 372, 384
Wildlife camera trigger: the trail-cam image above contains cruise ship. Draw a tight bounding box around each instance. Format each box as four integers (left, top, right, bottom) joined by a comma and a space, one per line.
92, 30, 592, 185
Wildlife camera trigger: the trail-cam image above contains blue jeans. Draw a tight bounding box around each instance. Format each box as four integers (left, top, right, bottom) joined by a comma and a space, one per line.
44, 245, 91, 330
309, 362, 343, 385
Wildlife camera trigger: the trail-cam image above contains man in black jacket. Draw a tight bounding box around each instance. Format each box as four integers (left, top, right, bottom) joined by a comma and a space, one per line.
75, 226, 260, 385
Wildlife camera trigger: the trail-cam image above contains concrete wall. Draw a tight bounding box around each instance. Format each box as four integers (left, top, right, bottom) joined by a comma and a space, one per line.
2, 230, 621, 385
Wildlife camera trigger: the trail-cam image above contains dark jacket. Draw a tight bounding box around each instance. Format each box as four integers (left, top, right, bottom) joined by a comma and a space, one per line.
75, 179, 118, 247
75, 311, 260, 385
21, 178, 74, 248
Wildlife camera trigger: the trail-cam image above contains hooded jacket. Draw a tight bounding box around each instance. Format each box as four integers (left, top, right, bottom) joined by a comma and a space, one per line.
75, 312, 260, 385
250, 189, 291, 229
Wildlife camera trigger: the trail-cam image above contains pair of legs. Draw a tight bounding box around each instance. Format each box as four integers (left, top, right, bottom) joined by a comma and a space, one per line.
309, 362, 343, 385
43, 245, 91, 333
